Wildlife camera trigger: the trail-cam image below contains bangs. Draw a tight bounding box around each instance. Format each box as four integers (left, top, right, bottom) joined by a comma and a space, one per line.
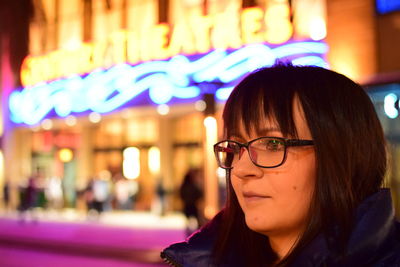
223, 67, 299, 139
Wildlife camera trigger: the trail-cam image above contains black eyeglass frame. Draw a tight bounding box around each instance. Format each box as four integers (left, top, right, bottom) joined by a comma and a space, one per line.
213, 136, 314, 169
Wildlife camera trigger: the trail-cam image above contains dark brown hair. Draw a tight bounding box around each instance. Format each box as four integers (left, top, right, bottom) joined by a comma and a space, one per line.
212, 64, 387, 266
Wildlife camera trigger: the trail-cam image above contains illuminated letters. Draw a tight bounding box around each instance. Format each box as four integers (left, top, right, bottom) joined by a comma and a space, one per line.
20, 6, 300, 87
168, 20, 197, 56
151, 24, 171, 60
126, 31, 141, 64
241, 8, 264, 44
190, 14, 213, 53
264, 3, 293, 44
109, 31, 128, 65
211, 10, 242, 50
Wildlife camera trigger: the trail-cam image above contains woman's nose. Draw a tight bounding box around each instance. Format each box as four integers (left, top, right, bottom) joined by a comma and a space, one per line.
232, 148, 263, 179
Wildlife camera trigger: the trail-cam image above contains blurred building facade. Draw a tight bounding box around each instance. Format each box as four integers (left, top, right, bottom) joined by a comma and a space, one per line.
0, 0, 399, 217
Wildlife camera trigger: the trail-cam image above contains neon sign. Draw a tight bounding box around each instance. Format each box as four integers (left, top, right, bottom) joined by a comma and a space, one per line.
20, 4, 298, 87
9, 41, 328, 125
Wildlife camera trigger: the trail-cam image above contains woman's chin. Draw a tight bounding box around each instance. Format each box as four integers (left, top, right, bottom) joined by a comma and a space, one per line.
245, 215, 272, 235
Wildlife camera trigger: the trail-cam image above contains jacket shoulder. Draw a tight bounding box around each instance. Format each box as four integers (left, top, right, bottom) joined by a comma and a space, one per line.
161, 211, 224, 266
373, 222, 400, 266
374, 245, 400, 266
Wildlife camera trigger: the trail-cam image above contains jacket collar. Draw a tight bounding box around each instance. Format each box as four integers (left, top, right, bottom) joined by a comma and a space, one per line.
292, 188, 397, 266
161, 212, 222, 266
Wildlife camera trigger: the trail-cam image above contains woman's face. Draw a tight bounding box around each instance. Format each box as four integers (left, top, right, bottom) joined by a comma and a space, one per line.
230, 99, 316, 240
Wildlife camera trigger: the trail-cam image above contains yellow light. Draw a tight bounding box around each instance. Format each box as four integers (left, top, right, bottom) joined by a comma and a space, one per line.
309, 17, 327, 41
62, 38, 82, 50
148, 146, 160, 175
191, 14, 213, 53
65, 115, 77, 126
167, 20, 196, 56
41, 119, 53, 130
195, 100, 206, 111
109, 31, 128, 64
241, 7, 264, 44
91, 41, 108, 69
59, 148, 73, 162
123, 147, 140, 180
126, 31, 140, 64
264, 3, 293, 44
20, 56, 34, 87
157, 104, 170, 115
203, 116, 217, 128
203, 115, 218, 219
88, 112, 102, 123
332, 60, 359, 81
152, 24, 170, 60
211, 11, 242, 50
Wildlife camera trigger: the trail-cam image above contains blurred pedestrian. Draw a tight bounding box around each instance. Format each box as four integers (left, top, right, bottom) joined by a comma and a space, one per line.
2, 179, 10, 212
85, 174, 110, 219
114, 174, 137, 210
45, 176, 64, 210
18, 174, 38, 223
162, 64, 400, 266
84, 177, 95, 218
152, 176, 167, 216
179, 168, 203, 237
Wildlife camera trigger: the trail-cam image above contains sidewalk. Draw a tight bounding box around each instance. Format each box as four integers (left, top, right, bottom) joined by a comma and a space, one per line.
0, 209, 187, 265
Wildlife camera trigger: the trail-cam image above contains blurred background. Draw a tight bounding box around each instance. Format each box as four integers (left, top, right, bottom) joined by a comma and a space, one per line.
0, 0, 399, 266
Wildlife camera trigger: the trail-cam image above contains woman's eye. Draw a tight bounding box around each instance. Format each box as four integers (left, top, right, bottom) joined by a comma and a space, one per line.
229, 143, 240, 152
266, 140, 283, 151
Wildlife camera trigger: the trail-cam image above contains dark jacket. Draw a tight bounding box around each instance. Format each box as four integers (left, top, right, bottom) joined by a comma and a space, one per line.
161, 189, 400, 266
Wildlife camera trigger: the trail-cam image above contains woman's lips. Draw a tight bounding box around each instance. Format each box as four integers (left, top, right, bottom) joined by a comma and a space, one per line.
242, 191, 271, 202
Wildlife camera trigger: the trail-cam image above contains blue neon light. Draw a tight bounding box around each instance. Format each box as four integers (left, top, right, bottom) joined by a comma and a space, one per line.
272, 42, 328, 59
215, 87, 234, 101
291, 56, 329, 68
9, 41, 328, 125
384, 93, 399, 119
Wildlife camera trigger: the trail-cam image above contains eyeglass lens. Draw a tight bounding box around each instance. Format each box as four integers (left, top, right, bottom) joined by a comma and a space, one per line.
215, 137, 286, 168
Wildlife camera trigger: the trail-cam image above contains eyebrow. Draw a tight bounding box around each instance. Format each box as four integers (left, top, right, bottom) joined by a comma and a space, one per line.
258, 127, 282, 135
229, 127, 282, 140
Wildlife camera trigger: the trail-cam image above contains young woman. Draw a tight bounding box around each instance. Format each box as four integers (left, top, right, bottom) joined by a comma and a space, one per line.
161, 64, 400, 266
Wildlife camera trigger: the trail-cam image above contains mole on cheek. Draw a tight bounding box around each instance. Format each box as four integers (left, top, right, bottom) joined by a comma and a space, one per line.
292, 186, 297, 190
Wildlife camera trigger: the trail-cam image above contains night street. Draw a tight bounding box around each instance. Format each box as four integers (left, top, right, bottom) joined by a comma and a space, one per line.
1, 0, 400, 266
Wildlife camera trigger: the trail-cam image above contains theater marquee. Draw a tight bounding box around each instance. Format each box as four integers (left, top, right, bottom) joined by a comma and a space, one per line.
11, 4, 328, 125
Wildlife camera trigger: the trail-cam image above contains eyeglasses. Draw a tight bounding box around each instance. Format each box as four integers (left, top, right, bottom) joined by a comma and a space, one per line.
214, 136, 314, 169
